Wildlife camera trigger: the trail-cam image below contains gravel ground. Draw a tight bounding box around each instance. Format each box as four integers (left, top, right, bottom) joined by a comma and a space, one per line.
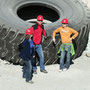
0, 55, 90, 90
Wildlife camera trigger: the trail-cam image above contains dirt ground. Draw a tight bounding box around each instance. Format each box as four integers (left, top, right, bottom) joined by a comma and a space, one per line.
0, 55, 90, 90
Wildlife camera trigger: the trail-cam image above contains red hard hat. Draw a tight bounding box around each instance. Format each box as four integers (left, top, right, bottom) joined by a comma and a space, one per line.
62, 18, 68, 24
25, 28, 33, 35
37, 15, 43, 21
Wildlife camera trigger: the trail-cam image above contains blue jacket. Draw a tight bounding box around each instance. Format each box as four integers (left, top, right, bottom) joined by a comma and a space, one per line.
19, 39, 35, 61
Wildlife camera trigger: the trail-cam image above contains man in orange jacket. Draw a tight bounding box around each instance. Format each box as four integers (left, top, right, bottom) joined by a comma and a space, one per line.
52, 18, 79, 71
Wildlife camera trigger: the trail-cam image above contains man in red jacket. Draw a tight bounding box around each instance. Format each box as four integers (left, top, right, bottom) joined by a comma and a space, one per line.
30, 15, 47, 74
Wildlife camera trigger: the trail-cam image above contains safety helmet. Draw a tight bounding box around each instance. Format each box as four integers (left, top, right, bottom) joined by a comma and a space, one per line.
62, 18, 68, 24
37, 15, 43, 21
25, 28, 33, 35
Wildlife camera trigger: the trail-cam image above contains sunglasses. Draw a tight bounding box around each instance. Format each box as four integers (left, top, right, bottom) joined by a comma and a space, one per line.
38, 20, 43, 22
62, 23, 68, 24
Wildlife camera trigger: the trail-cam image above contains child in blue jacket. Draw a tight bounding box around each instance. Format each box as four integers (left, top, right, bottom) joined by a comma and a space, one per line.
19, 28, 35, 83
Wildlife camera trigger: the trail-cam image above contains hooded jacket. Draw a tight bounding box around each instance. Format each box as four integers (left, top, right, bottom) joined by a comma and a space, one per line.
19, 39, 35, 61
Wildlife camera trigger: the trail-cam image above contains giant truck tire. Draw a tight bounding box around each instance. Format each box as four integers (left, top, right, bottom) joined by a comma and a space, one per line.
0, 0, 90, 65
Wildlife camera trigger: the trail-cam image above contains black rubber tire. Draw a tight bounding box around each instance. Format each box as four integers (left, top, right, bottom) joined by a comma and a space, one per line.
0, 0, 90, 65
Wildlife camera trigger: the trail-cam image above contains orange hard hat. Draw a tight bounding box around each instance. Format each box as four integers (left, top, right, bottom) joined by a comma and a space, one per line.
25, 28, 33, 35
37, 15, 43, 21
62, 18, 68, 24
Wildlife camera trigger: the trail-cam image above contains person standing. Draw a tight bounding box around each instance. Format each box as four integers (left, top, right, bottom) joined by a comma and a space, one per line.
30, 15, 48, 74
19, 28, 35, 83
52, 18, 79, 71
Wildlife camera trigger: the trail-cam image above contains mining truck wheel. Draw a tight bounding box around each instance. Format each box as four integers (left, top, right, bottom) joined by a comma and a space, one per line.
0, 0, 90, 65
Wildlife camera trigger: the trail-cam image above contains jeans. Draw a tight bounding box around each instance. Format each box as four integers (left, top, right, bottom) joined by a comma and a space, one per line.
23, 60, 33, 82
32, 58, 37, 71
60, 45, 71, 70
33, 44, 45, 71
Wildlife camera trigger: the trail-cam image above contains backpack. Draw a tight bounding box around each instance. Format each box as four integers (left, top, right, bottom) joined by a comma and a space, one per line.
18, 43, 23, 52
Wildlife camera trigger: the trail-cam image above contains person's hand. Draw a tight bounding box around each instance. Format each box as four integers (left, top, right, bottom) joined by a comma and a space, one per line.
70, 38, 72, 41
52, 38, 56, 47
53, 38, 56, 43
44, 36, 47, 40
33, 56, 35, 58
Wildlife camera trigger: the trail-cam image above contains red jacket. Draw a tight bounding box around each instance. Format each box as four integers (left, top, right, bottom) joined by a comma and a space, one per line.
30, 24, 46, 45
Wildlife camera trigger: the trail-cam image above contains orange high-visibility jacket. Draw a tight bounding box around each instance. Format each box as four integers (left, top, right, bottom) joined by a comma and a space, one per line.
52, 27, 79, 44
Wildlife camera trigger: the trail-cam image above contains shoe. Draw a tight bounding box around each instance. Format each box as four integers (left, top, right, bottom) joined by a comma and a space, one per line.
40, 70, 48, 73
33, 70, 37, 74
63, 68, 68, 71
27, 80, 34, 84
59, 69, 63, 72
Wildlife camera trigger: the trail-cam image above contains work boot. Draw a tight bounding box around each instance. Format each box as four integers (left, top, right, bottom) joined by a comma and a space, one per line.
27, 80, 34, 84
33, 70, 37, 74
59, 69, 63, 72
40, 70, 48, 73
63, 68, 68, 71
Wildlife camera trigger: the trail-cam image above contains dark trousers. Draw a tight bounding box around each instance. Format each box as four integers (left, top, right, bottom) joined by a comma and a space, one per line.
23, 60, 33, 82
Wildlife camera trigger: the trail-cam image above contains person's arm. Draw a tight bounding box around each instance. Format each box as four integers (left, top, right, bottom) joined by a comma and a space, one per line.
42, 25, 46, 37
52, 28, 60, 42
70, 28, 79, 40
42, 29, 47, 37
30, 26, 34, 33
24, 40, 31, 59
